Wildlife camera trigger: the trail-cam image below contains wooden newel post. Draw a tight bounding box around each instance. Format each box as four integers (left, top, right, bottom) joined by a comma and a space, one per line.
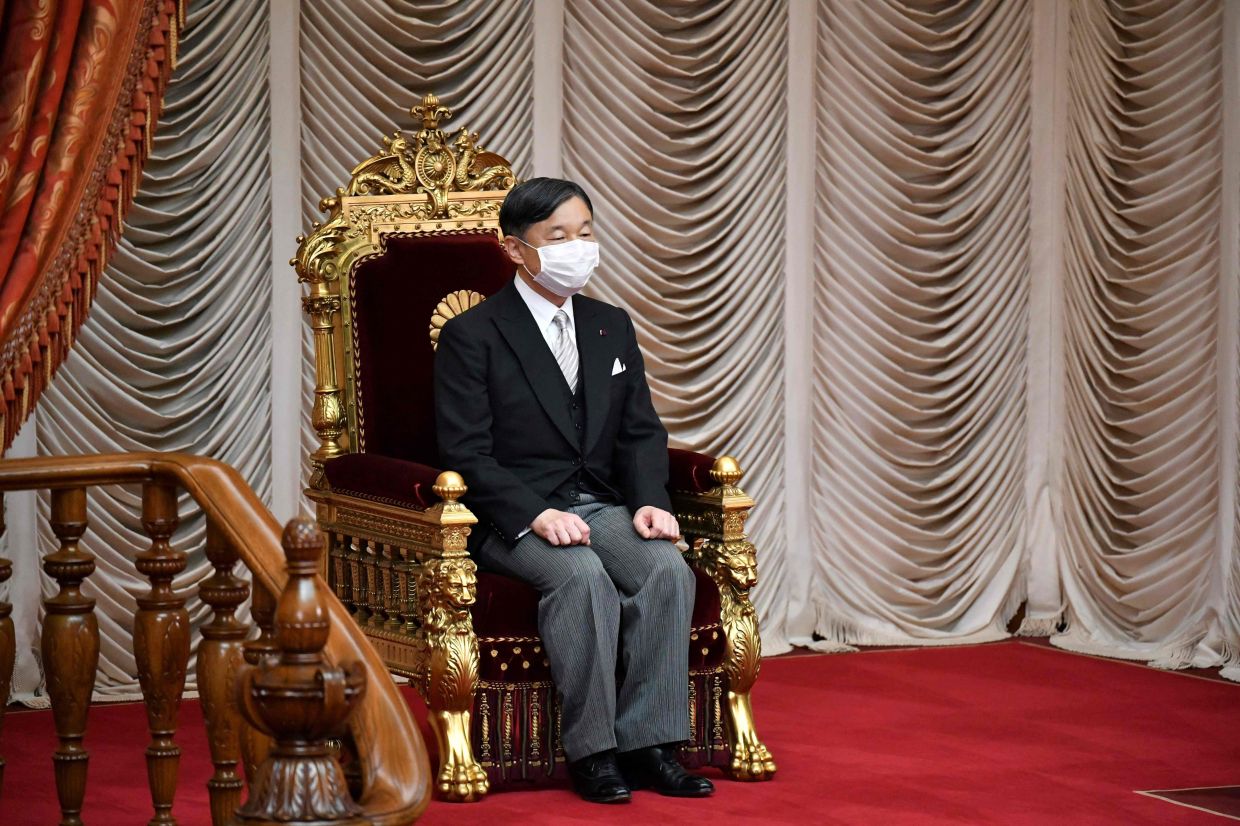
234, 518, 367, 825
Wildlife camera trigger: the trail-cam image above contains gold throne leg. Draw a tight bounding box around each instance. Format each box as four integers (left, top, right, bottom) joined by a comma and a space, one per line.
717, 556, 777, 782
427, 703, 487, 801
418, 551, 489, 802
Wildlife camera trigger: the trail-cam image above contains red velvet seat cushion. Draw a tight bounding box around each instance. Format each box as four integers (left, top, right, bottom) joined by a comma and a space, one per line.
668, 448, 717, 494
323, 452, 439, 509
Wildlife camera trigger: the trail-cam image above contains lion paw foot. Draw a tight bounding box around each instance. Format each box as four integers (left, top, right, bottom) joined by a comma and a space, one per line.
437, 761, 489, 802
729, 742, 777, 781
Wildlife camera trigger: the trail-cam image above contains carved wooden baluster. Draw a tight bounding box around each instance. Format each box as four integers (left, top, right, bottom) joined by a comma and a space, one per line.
239, 582, 277, 783
235, 518, 367, 825
329, 530, 349, 607
0, 494, 13, 793
397, 545, 415, 633
381, 543, 399, 629
134, 482, 191, 825
42, 487, 99, 826
364, 538, 383, 627
372, 539, 388, 627
329, 531, 350, 609
348, 535, 368, 624
196, 519, 249, 826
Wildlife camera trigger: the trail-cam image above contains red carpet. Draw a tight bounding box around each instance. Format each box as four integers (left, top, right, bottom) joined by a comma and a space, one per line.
2, 641, 1237, 824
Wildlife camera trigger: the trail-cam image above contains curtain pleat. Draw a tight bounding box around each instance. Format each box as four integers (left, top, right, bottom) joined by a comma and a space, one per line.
562, 0, 792, 652
8, 0, 272, 701
807, 0, 1032, 647
1052, 0, 1225, 669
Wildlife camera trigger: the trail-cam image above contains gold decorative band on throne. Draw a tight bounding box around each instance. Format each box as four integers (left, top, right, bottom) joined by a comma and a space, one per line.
0, 0, 186, 452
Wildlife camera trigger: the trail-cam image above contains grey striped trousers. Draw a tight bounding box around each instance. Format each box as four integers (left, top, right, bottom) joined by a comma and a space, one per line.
474, 499, 694, 760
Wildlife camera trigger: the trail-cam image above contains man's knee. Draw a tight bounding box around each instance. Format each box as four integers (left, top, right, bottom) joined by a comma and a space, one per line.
647, 543, 695, 599
556, 551, 616, 601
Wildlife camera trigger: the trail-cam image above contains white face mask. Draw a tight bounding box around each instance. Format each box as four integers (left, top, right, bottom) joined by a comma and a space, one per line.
517, 237, 600, 298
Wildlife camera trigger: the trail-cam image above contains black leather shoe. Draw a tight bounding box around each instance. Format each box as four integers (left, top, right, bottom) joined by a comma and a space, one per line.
568, 750, 631, 804
618, 744, 715, 797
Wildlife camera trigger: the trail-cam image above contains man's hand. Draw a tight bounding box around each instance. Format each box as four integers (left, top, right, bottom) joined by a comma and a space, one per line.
633, 505, 679, 541
532, 508, 592, 546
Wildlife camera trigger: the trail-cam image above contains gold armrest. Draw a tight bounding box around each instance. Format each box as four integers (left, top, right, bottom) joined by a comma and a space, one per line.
670, 456, 776, 782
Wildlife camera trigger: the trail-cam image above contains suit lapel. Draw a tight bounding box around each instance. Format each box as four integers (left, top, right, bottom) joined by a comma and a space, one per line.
492, 284, 579, 449
575, 300, 613, 454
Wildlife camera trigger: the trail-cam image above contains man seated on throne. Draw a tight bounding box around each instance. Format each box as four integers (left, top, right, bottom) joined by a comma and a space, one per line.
434, 178, 715, 804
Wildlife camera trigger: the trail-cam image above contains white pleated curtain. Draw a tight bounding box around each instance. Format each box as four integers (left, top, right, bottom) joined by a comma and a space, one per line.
1056, 0, 1230, 669
808, 0, 1032, 648
5, 0, 1239, 701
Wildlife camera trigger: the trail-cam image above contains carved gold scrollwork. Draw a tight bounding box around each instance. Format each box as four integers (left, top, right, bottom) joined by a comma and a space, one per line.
688, 677, 698, 739
529, 688, 542, 764
331, 92, 513, 220
479, 692, 492, 765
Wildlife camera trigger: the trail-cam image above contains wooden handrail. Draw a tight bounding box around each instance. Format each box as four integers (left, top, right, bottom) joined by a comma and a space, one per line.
0, 452, 430, 825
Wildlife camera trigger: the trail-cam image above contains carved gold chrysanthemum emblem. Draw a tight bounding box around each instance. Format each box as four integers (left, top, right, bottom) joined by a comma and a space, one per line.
429, 290, 485, 350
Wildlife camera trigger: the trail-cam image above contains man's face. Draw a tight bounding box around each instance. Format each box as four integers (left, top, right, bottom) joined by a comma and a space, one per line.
503, 196, 594, 276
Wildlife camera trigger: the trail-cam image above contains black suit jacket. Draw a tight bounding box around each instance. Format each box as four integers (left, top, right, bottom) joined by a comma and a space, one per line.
434, 281, 672, 549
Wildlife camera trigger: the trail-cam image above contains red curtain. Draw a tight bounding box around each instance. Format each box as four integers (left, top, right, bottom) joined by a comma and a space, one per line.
0, 0, 184, 450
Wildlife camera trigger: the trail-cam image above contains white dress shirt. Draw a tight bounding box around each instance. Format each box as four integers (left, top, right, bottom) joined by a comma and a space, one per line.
514, 274, 576, 351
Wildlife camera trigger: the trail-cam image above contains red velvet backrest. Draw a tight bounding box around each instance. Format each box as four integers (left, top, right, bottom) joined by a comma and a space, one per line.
350, 232, 513, 465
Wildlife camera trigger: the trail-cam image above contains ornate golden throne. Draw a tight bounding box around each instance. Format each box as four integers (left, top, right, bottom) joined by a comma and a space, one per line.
292, 93, 776, 801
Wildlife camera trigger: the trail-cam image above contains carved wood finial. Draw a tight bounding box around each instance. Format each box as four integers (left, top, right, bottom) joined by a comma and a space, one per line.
235, 518, 368, 825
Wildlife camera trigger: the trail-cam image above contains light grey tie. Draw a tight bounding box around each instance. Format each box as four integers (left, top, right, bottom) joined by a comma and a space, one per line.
552, 309, 578, 392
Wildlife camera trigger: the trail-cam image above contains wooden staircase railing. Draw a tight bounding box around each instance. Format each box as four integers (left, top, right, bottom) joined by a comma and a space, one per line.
0, 452, 431, 825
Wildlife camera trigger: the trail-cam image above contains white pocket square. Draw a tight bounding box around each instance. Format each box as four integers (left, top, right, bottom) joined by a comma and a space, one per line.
611, 358, 626, 376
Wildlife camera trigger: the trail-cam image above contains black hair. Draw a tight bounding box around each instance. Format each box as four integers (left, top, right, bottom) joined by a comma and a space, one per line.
499, 177, 594, 238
